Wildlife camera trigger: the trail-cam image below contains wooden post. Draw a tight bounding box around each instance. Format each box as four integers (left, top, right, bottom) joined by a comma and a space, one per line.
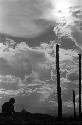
56, 44, 62, 120
79, 54, 81, 118
73, 90, 76, 119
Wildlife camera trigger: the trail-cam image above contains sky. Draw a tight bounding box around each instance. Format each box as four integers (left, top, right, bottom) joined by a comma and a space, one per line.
0, 0, 82, 116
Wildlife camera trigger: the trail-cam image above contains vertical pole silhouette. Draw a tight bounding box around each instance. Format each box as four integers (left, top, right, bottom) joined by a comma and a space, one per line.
73, 90, 76, 119
56, 44, 62, 120
79, 54, 81, 118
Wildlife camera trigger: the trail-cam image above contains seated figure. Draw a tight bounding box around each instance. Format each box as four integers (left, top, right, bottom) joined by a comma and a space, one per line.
2, 98, 15, 116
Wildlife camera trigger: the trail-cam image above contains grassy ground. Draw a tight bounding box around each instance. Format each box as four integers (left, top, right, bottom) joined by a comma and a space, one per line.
0, 112, 82, 125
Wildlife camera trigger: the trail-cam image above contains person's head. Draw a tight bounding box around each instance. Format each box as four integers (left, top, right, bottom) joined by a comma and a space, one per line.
9, 98, 15, 104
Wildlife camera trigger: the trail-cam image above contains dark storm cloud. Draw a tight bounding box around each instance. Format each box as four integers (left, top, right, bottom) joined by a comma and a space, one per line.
0, 0, 54, 38
67, 72, 79, 81
60, 37, 76, 49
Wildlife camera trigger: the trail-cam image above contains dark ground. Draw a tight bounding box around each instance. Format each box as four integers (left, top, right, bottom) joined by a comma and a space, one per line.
0, 112, 82, 125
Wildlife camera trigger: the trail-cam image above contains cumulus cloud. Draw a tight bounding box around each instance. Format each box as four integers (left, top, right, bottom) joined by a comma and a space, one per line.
0, 42, 50, 79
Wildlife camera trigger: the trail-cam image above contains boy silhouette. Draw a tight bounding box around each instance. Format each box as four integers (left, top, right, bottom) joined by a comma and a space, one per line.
2, 98, 15, 116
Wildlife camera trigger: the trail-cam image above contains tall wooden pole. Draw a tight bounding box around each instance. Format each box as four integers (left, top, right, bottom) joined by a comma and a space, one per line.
79, 54, 81, 118
73, 90, 76, 119
56, 44, 62, 120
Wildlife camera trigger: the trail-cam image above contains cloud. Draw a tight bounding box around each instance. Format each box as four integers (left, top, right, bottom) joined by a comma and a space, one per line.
40, 41, 78, 63
0, 42, 50, 79
60, 37, 76, 49
0, 88, 24, 96
63, 101, 73, 108
0, 56, 32, 78
60, 76, 79, 102
0, 75, 26, 89
0, 0, 54, 38
68, 7, 82, 48
67, 72, 79, 81
52, 4, 82, 49
72, 9, 82, 19
71, 26, 82, 48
